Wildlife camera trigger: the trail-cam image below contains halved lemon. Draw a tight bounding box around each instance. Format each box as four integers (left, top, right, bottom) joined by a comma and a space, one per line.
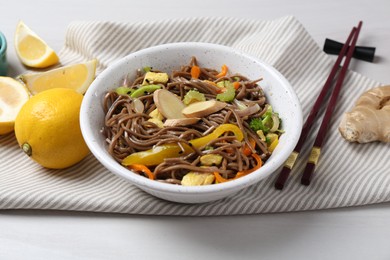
19, 59, 98, 95
0, 77, 30, 135
14, 20, 59, 68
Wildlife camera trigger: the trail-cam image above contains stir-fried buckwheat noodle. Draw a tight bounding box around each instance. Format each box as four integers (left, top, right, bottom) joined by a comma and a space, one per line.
103, 57, 280, 185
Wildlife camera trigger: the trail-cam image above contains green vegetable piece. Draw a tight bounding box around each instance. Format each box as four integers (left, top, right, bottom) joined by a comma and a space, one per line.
249, 116, 273, 134
249, 117, 267, 132
216, 82, 235, 102
251, 104, 283, 135
216, 81, 226, 88
216, 80, 233, 88
130, 84, 161, 98
262, 105, 273, 118
183, 90, 206, 105
143, 66, 152, 72
262, 114, 273, 131
204, 145, 214, 151
115, 86, 134, 96
274, 117, 285, 134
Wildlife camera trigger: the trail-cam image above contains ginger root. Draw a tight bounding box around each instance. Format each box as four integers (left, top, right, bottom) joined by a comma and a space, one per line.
339, 85, 390, 143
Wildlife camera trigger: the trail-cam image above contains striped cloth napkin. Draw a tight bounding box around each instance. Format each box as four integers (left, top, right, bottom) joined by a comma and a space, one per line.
1, 16, 388, 215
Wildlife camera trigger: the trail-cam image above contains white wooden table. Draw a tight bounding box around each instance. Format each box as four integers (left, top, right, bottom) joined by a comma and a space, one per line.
1, 0, 390, 259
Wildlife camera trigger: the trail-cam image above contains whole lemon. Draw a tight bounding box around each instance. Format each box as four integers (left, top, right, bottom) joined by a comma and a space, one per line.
14, 88, 89, 169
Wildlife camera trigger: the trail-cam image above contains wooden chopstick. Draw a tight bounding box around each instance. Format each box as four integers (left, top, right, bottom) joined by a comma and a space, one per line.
300, 21, 363, 185
274, 23, 359, 190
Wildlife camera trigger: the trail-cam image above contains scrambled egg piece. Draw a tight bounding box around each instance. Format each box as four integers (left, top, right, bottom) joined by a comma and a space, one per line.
200, 154, 223, 166
142, 72, 169, 85
181, 172, 215, 186
147, 108, 164, 128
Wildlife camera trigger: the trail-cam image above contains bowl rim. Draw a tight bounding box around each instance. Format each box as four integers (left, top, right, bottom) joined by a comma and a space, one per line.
80, 42, 302, 194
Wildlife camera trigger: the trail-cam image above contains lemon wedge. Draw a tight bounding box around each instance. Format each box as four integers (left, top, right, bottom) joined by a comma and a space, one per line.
14, 20, 59, 68
19, 59, 98, 95
0, 77, 30, 135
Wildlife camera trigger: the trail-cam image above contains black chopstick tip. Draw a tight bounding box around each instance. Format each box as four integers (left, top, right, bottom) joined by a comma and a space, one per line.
274, 182, 284, 190
301, 178, 311, 186
274, 167, 291, 190
301, 163, 316, 186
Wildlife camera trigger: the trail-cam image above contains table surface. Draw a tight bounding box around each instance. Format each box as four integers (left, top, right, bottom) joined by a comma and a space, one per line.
1, 0, 390, 259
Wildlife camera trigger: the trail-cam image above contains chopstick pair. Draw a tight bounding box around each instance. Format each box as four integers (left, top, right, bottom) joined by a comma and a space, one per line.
274, 21, 363, 190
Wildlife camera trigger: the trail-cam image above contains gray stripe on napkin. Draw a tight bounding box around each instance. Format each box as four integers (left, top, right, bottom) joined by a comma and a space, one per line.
1, 16, 388, 215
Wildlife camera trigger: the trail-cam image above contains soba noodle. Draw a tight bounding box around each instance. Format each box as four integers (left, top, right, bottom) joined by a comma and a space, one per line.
102, 57, 282, 185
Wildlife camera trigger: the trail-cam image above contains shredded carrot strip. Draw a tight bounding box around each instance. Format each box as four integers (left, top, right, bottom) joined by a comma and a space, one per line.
235, 154, 262, 179
204, 80, 218, 87
216, 88, 225, 94
191, 65, 201, 79
213, 171, 229, 183
242, 137, 256, 156
233, 81, 240, 90
216, 64, 228, 78
127, 164, 155, 180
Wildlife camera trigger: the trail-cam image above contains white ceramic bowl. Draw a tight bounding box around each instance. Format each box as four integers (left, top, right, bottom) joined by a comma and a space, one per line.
80, 42, 302, 203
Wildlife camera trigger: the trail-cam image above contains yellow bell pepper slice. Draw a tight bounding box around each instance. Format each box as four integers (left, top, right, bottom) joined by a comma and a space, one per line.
268, 136, 279, 152
122, 124, 243, 166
